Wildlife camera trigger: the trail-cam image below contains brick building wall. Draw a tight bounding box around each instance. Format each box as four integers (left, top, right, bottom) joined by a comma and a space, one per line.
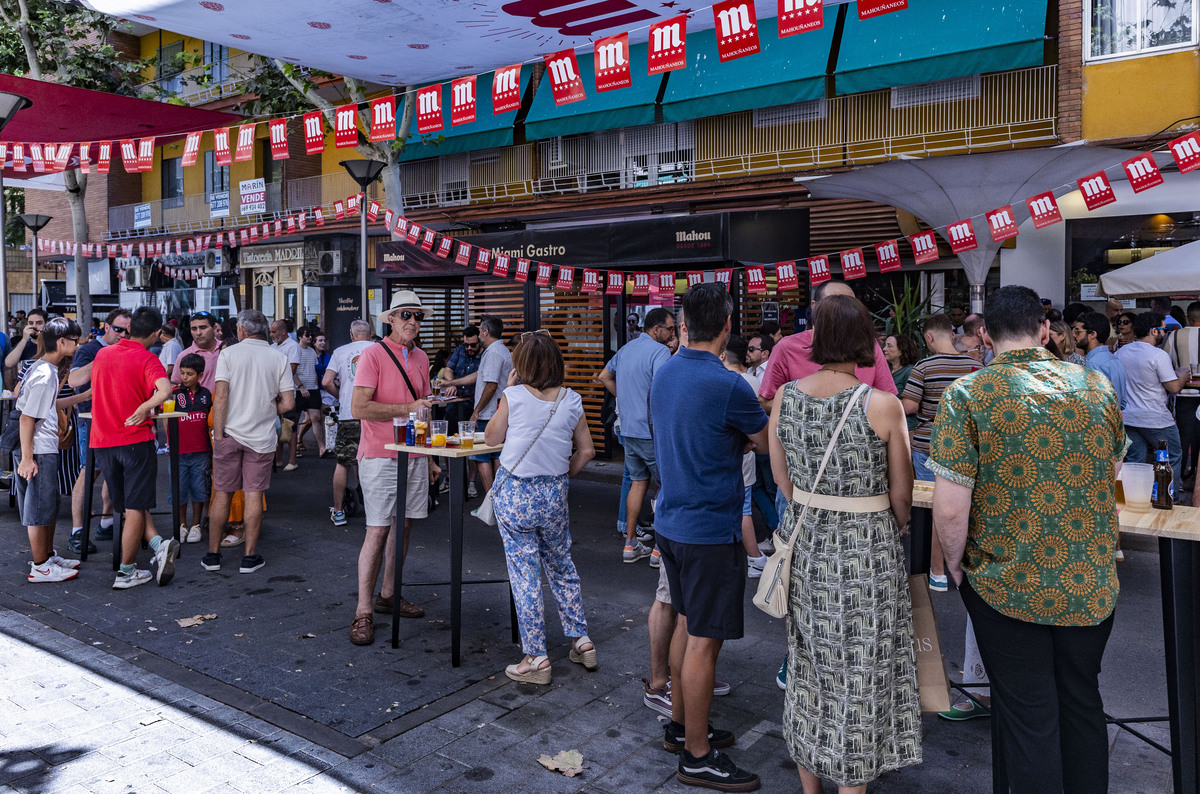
1057, 0, 1083, 142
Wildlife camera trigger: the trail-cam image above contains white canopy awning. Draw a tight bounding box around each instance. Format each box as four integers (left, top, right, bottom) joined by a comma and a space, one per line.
1097, 239, 1200, 299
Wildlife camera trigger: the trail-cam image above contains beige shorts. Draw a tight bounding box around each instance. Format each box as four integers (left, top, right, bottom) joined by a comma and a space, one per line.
656, 559, 672, 605
359, 455, 430, 527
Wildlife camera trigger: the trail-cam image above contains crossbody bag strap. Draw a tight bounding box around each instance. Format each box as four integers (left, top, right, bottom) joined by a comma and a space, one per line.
778, 382, 869, 553
495, 387, 566, 490
377, 340, 422, 403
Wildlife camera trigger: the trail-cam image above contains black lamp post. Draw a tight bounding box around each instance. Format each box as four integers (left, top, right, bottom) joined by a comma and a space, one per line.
339, 159, 387, 323
17, 214, 52, 307
0, 91, 33, 324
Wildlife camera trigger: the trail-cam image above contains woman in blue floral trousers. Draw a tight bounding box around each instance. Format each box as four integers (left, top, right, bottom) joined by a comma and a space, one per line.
484, 332, 597, 684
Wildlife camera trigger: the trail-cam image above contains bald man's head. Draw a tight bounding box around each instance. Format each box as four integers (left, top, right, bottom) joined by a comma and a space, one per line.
269, 320, 288, 345
813, 280, 854, 305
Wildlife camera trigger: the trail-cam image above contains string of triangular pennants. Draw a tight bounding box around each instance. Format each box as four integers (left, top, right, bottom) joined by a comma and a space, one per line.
0, 0, 906, 177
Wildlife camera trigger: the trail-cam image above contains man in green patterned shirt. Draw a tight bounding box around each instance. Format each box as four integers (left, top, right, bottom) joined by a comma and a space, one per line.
929, 285, 1125, 794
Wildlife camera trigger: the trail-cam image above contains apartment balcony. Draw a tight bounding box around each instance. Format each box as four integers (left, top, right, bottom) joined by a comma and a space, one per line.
138, 52, 260, 106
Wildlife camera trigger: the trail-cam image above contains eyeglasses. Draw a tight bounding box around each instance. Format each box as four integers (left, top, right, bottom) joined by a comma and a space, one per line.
397, 311, 425, 322
1118, 320, 1132, 326
65, 337, 80, 343
747, 345, 762, 352
516, 329, 552, 342
111, 326, 130, 335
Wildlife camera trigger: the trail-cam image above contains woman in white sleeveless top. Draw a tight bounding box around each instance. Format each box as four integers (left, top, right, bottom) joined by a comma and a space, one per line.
484, 332, 597, 684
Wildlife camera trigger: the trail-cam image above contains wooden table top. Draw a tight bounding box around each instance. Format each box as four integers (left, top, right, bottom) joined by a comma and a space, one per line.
385, 441, 503, 459
78, 411, 188, 420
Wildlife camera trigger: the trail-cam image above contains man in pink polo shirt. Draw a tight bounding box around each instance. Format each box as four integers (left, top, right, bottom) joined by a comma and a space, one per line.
170, 311, 223, 392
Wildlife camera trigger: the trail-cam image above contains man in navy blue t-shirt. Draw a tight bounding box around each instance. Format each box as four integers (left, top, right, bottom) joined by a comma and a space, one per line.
650, 283, 768, 792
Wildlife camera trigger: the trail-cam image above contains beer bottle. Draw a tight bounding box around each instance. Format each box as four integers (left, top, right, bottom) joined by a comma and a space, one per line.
1152, 440, 1174, 510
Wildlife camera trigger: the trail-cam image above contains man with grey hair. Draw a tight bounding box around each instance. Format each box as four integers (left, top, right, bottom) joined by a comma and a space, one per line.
202, 310, 295, 574
323, 320, 374, 526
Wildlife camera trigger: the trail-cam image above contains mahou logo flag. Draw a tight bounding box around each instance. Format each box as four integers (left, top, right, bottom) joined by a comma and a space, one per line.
119, 139, 138, 172
234, 124, 256, 162
287, 215, 297, 234
556, 266, 575, 290
450, 77, 477, 126
745, 264, 767, 293
544, 50, 586, 106
136, 138, 154, 171
1077, 171, 1116, 210
515, 258, 532, 283
535, 262, 553, 287
1169, 132, 1200, 174
581, 269, 600, 293
182, 131, 202, 167
455, 242, 473, 266
946, 219, 978, 254
366, 200, 381, 222
775, 260, 799, 290
910, 231, 939, 264
1026, 191, 1063, 229
79, 142, 91, 174
314, 207, 326, 227
712, 0, 760, 62
98, 142, 113, 174
715, 268, 733, 289
493, 64, 522, 114
493, 254, 511, 277
334, 103, 358, 148
779, 0, 823, 36
436, 236, 453, 258
985, 206, 1019, 243
648, 15, 687, 74
384, 208, 395, 230
1122, 153, 1164, 193
858, 0, 908, 20
269, 119, 289, 159
657, 272, 677, 299
840, 248, 867, 280
29, 143, 44, 173
421, 228, 436, 251
303, 111, 324, 155
213, 128, 232, 166
875, 240, 902, 273
605, 271, 624, 295
406, 223, 421, 245
369, 96, 396, 142
394, 215, 408, 236
632, 271, 651, 296
334, 200, 346, 221
807, 255, 831, 285
687, 271, 704, 287
410, 87, 440, 135
595, 33, 631, 92
249, 226, 259, 244
475, 248, 492, 272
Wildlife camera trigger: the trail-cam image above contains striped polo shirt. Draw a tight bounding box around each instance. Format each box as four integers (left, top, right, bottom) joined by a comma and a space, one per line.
902, 353, 981, 454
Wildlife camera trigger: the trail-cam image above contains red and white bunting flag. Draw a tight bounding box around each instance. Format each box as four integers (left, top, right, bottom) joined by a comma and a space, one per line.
213, 128, 232, 166
437, 236, 453, 258
648, 15, 688, 74
687, 271, 704, 287
535, 262, 553, 287
384, 208, 395, 229
595, 33, 631, 92
273, 220, 282, 237
297, 211, 307, 230
555, 265, 575, 290
416, 85, 444, 134
97, 142, 111, 174
394, 215, 408, 236
715, 268, 734, 289
203, 234, 212, 249
10, 143, 23, 172
0, 142, 9, 170
1122, 153, 1164, 193
269, 119, 289, 159
28, 143, 44, 173
807, 255, 831, 285
543, 50, 586, 106
985, 206, 1019, 243
774, 260, 799, 290
137, 137, 155, 171
182, 131, 202, 166
139, 242, 147, 258
631, 271, 651, 296
79, 142, 91, 174
455, 242, 473, 266
493, 64, 522, 114
657, 272, 677, 299
779, 0, 823, 36
945, 219, 978, 254
334, 200, 346, 220
119, 139, 138, 172
406, 223, 421, 245
450, 76, 477, 126
476, 248, 492, 272
188, 239, 196, 255
249, 226, 259, 243
493, 253, 511, 277
54, 143, 71, 172
841, 248, 867, 279
334, 103, 359, 148
347, 193, 362, 215
605, 270, 623, 295
745, 264, 767, 292
367, 200, 381, 222
369, 95, 397, 142
216, 235, 224, 250
1077, 171, 1116, 210
712, 0, 760, 62
261, 223, 270, 239
303, 111, 325, 155
857, 0, 907, 19
122, 244, 133, 258
234, 124, 255, 162
420, 228, 435, 251
314, 207, 326, 227
1169, 132, 1200, 174
582, 269, 600, 293
1026, 191, 1063, 229
909, 230, 939, 264
515, 258, 532, 283
229, 231, 239, 248
107, 244, 117, 257
287, 216, 297, 234
874, 240, 902, 273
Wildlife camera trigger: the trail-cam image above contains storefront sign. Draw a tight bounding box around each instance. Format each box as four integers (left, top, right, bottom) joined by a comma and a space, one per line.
133, 203, 152, 229
209, 191, 229, 219
240, 242, 318, 268
240, 178, 266, 214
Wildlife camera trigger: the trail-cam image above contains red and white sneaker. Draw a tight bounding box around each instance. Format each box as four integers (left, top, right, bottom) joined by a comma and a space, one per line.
49, 553, 81, 570
29, 561, 79, 583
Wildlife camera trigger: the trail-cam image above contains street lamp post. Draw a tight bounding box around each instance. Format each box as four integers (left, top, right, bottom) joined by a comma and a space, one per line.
339, 159, 387, 324
0, 92, 33, 328
17, 214, 52, 309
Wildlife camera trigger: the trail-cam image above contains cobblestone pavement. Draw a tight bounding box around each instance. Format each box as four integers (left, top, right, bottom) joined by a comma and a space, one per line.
0, 456, 1175, 792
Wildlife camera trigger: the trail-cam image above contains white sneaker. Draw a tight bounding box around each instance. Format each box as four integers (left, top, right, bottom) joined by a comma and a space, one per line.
623, 541, 652, 564
29, 561, 78, 583
185, 525, 202, 544
48, 553, 81, 570
467, 482, 479, 498
153, 539, 181, 586
748, 555, 768, 579
113, 569, 152, 589
758, 536, 775, 555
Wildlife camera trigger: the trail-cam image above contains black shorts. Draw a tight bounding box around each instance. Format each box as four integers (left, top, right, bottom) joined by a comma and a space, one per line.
95, 441, 158, 512
295, 390, 322, 412
657, 534, 746, 640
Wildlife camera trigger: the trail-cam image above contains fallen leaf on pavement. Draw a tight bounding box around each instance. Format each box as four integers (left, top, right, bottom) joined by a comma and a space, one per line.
298, 633, 316, 639
537, 749, 584, 777
176, 614, 218, 628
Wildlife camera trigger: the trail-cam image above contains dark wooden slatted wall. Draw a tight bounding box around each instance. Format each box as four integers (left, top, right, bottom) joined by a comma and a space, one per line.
539, 288, 607, 448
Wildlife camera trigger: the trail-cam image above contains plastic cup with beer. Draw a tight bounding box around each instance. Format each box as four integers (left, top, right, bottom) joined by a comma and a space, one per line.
162, 398, 176, 413
432, 420, 449, 447
459, 421, 475, 450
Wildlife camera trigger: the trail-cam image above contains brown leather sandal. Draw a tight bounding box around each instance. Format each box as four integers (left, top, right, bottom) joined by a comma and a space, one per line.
350, 614, 374, 646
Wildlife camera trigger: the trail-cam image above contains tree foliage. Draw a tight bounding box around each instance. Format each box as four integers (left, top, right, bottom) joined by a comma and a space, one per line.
0, 1, 148, 90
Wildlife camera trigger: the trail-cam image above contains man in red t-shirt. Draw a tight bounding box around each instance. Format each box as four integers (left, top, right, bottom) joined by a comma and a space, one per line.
90, 306, 177, 590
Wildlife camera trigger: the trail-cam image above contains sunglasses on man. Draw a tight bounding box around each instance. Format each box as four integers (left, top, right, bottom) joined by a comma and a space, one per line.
396, 310, 425, 322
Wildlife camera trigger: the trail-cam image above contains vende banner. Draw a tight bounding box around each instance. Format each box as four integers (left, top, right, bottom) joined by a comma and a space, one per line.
515, 258, 532, 282
582, 269, 600, 293
493, 64, 522, 114
632, 271, 651, 296
985, 206, 1019, 243
450, 77, 477, 126
875, 240, 902, 273
239, 178, 266, 214
475, 248, 492, 272
303, 111, 324, 155
535, 262, 553, 287
1026, 191, 1063, 228
234, 123, 256, 162
840, 248, 867, 279
182, 132, 202, 167
595, 33, 631, 92
369, 95, 397, 142
858, 0, 908, 19
776, 260, 800, 290
455, 242, 473, 266
605, 270, 624, 295
712, 0, 760, 62
1170, 132, 1200, 173
1077, 171, 1116, 210
269, 119, 289, 159
544, 49, 586, 106
648, 15, 687, 74
213, 128, 232, 166
416, 85, 444, 133
436, 236, 453, 258
808, 255, 831, 285
1122, 153, 1163, 193
493, 253, 511, 277
745, 264, 767, 293
946, 219, 978, 254
334, 103, 359, 147
556, 265, 574, 290
779, 0, 823, 35
910, 230, 939, 264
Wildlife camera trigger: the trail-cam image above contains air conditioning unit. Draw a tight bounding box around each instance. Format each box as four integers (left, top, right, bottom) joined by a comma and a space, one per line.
319, 250, 344, 275
204, 250, 226, 275
123, 265, 148, 289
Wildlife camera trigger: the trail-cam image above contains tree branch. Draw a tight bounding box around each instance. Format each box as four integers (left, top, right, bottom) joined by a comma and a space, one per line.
12, 0, 44, 79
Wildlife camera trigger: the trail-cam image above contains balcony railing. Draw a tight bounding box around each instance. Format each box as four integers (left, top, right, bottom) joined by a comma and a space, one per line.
138, 52, 260, 106
107, 182, 282, 239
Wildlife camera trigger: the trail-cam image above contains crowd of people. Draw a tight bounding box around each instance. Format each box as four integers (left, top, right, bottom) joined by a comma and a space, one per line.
5, 277, 1181, 792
